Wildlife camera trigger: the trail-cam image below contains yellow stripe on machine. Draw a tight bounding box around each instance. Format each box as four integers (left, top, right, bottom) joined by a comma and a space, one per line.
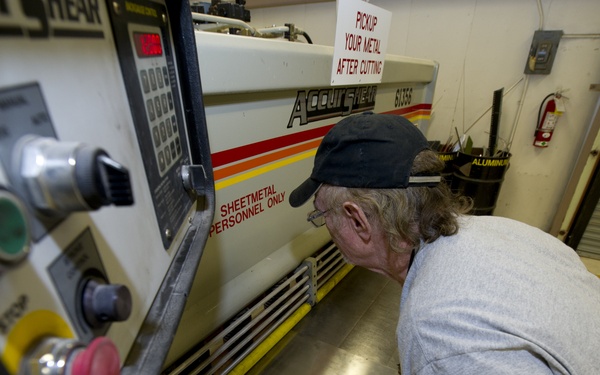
215, 150, 317, 191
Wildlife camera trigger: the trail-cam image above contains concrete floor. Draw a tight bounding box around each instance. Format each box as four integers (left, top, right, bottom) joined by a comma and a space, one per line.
581, 256, 600, 277
247, 267, 401, 375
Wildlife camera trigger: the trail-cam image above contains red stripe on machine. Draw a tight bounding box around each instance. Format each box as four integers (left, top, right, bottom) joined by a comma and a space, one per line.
211, 125, 334, 168
211, 104, 432, 168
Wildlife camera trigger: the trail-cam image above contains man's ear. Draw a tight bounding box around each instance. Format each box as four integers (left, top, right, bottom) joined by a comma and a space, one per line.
341, 202, 372, 242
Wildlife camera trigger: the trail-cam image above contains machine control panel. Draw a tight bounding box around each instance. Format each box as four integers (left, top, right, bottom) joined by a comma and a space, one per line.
0, 0, 213, 373
109, 0, 195, 249
132, 26, 183, 177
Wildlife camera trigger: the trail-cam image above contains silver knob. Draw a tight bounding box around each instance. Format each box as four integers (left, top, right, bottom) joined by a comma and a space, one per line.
20, 336, 121, 375
14, 136, 133, 214
20, 337, 84, 375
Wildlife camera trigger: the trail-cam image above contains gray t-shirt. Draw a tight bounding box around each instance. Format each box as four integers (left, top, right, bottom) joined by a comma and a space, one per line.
398, 215, 600, 375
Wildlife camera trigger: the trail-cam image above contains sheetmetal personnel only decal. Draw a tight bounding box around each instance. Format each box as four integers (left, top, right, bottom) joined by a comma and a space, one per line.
210, 184, 286, 236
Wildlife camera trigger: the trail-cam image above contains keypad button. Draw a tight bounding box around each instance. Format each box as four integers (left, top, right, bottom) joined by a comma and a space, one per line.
170, 140, 177, 160
154, 96, 162, 118
146, 99, 155, 121
140, 70, 150, 93
166, 118, 173, 137
167, 92, 173, 110
159, 121, 167, 142
175, 137, 181, 155
162, 67, 169, 85
164, 145, 172, 164
156, 67, 164, 89
158, 150, 165, 171
166, 118, 172, 136
149, 69, 157, 91
152, 126, 161, 147
171, 115, 177, 133
161, 94, 168, 115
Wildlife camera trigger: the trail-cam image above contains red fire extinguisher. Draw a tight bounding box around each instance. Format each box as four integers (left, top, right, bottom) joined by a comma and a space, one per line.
534, 92, 565, 147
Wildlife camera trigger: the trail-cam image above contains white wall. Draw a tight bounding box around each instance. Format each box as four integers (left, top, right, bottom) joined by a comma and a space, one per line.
248, 0, 600, 232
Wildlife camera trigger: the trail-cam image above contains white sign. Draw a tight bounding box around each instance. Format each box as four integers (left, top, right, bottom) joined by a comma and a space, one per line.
330, 0, 392, 86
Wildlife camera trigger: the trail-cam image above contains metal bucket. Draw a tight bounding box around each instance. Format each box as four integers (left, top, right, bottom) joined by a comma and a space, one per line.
437, 151, 457, 185
451, 151, 511, 215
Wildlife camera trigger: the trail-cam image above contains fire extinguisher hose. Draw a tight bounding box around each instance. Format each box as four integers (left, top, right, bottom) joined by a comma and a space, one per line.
536, 93, 556, 132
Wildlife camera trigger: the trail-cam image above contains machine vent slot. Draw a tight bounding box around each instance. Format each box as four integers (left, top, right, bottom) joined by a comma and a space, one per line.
165, 241, 346, 375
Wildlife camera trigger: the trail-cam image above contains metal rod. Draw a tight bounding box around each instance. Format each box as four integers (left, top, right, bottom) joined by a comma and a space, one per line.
206, 276, 310, 370
191, 281, 310, 375
191, 13, 258, 35
169, 266, 309, 375
193, 275, 308, 374
316, 249, 342, 273
318, 260, 345, 288
191, 13, 304, 40
168, 243, 346, 375
317, 252, 344, 273
315, 243, 337, 263
455, 127, 463, 153
229, 261, 354, 375
562, 33, 600, 39
488, 88, 504, 156
211, 292, 311, 374
317, 254, 345, 282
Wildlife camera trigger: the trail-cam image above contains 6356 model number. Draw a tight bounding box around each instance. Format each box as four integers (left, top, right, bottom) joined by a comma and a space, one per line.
395, 87, 413, 107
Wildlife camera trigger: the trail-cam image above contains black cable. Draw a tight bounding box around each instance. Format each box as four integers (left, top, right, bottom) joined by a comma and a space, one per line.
536, 93, 555, 132
302, 31, 313, 44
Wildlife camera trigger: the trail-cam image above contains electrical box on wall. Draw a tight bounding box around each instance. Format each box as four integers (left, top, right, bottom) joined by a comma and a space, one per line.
524, 30, 563, 75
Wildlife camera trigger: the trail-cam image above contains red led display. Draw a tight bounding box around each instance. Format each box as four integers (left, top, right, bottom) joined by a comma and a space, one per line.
133, 32, 163, 58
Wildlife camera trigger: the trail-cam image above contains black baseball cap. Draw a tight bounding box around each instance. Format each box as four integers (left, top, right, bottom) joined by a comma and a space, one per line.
289, 112, 441, 207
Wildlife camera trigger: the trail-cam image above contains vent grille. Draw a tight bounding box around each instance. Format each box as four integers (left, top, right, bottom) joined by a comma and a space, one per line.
165, 241, 345, 375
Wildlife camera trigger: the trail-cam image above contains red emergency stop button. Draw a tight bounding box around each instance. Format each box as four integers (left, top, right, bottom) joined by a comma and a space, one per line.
20, 336, 120, 375
71, 337, 120, 375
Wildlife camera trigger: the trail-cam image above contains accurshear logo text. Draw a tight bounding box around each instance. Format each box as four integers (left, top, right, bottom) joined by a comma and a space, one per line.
0, 0, 104, 38
287, 86, 377, 128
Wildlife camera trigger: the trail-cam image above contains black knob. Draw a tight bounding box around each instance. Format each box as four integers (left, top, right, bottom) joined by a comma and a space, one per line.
82, 278, 132, 328
76, 146, 134, 210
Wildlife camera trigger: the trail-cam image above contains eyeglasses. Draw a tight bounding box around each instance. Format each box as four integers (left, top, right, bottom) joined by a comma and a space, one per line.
307, 208, 330, 227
